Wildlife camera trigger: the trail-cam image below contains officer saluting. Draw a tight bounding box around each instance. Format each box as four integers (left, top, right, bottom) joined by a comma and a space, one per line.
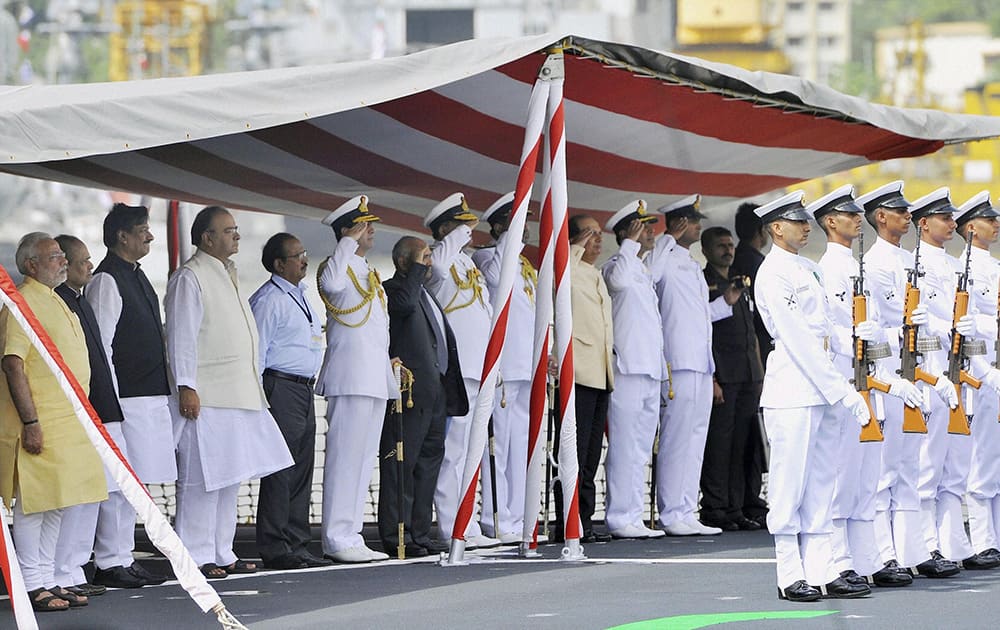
425, 192, 499, 549
471, 191, 536, 543
753, 191, 872, 601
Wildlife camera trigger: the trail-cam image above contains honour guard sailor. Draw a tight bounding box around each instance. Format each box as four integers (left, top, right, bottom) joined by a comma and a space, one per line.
316, 195, 398, 563
600, 200, 666, 539
955, 192, 1000, 564
471, 192, 536, 543
753, 191, 872, 601
810, 185, 922, 585
857, 181, 961, 580
909, 188, 999, 571
425, 193, 500, 549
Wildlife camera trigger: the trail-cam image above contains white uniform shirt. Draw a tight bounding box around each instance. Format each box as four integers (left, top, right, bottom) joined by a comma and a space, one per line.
969, 246, 1000, 345
818, 242, 864, 374
601, 239, 665, 379
428, 224, 493, 382
315, 236, 396, 400
913, 243, 962, 373
756, 245, 853, 409
648, 233, 732, 373
471, 232, 535, 382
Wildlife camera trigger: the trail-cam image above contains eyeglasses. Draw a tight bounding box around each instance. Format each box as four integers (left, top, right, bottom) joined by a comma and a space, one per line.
29, 252, 67, 262
281, 250, 308, 261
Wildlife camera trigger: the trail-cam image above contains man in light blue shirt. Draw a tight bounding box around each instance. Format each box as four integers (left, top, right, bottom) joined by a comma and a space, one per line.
250, 232, 329, 570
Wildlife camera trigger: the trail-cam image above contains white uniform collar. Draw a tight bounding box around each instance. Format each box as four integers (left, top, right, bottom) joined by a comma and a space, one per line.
825, 242, 853, 257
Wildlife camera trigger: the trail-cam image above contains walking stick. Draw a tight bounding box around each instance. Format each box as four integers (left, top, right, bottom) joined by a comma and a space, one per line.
392, 361, 414, 560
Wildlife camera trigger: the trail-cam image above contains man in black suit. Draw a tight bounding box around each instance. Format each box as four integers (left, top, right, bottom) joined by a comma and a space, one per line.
379, 236, 468, 557
51, 235, 163, 596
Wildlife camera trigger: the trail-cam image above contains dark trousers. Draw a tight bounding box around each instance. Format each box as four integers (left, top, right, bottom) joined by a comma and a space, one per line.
699, 379, 762, 523
378, 384, 447, 549
553, 384, 610, 534
256, 374, 317, 561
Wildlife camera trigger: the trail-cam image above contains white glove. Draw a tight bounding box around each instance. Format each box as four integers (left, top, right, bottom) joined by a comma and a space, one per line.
983, 369, 1000, 396
910, 304, 929, 326
841, 390, 872, 426
888, 379, 923, 408
855, 320, 882, 343
956, 314, 978, 337
932, 375, 959, 410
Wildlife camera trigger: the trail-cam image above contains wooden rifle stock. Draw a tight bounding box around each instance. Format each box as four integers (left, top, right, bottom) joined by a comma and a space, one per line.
853, 291, 885, 442
946, 241, 982, 435
900, 284, 932, 433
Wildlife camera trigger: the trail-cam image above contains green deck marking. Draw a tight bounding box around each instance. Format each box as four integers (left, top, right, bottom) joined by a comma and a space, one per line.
607, 610, 838, 630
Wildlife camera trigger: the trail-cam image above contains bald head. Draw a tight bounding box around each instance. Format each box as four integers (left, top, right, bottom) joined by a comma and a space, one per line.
392, 236, 431, 275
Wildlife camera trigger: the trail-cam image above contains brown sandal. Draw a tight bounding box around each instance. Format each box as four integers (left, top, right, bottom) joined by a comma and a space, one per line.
199, 563, 228, 579
27, 588, 69, 612
223, 559, 258, 574
52, 586, 88, 607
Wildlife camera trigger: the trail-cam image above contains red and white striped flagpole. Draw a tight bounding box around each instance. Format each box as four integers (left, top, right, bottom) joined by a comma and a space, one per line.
0, 503, 38, 630
443, 55, 553, 566
0, 266, 246, 629
544, 59, 586, 560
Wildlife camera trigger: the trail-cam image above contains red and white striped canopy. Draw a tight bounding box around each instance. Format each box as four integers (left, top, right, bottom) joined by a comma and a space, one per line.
3, 33, 999, 229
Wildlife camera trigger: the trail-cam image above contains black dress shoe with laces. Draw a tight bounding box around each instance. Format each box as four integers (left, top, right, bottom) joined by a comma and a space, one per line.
734, 516, 762, 531
838, 569, 868, 586
128, 563, 168, 585
93, 565, 145, 589
915, 550, 961, 578
403, 543, 429, 558
263, 554, 308, 570
871, 560, 913, 587
296, 552, 333, 567
962, 551, 1000, 570
418, 539, 450, 553
581, 530, 613, 544
700, 516, 739, 532
777, 580, 821, 602
817, 576, 871, 599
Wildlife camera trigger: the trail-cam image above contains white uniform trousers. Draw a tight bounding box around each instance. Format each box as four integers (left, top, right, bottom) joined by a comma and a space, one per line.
174, 421, 240, 567
605, 372, 660, 532
321, 395, 386, 554
967, 390, 1000, 554
435, 378, 484, 540
120, 395, 178, 483
657, 369, 712, 528
763, 405, 840, 588
53, 502, 98, 586
13, 498, 64, 591
874, 395, 926, 568
829, 401, 882, 576
480, 379, 530, 538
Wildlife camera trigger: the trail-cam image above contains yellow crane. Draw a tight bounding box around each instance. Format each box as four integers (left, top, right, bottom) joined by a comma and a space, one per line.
109, 1, 210, 81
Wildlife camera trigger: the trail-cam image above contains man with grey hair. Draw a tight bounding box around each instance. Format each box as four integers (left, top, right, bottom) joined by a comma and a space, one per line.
0, 232, 107, 611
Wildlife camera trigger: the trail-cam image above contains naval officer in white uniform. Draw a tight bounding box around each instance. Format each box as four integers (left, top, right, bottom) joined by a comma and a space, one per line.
316, 195, 398, 563
426, 192, 500, 549
753, 191, 872, 601
471, 192, 537, 544
600, 200, 666, 540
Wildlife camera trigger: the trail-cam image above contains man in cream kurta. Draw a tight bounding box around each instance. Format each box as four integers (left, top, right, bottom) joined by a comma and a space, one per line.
600, 200, 666, 540
316, 195, 398, 563
426, 192, 498, 548
166, 206, 292, 577
0, 232, 106, 608
647, 195, 738, 536
472, 192, 537, 543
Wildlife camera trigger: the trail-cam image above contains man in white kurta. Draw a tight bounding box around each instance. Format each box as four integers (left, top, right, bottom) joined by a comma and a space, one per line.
858, 181, 961, 579
316, 195, 398, 563
599, 201, 666, 539
753, 191, 871, 601
954, 192, 1000, 564
647, 194, 738, 536
811, 185, 921, 586
166, 206, 292, 577
426, 192, 498, 549
909, 188, 999, 571
471, 192, 536, 543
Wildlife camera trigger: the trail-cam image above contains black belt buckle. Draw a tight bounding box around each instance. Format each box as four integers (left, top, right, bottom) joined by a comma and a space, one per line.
264, 368, 316, 387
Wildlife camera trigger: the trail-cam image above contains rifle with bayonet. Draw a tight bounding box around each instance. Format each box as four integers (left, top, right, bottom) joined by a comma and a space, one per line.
946, 231, 983, 435
853, 230, 890, 442
898, 227, 936, 433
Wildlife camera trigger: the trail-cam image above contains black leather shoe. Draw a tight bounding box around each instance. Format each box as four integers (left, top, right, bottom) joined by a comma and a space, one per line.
580, 530, 613, 544
963, 551, 1000, 570
915, 550, 961, 578
403, 543, 429, 558
838, 569, 868, 586
777, 580, 821, 602
734, 516, 762, 531
701, 516, 739, 532
418, 539, 450, 553
817, 576, 871, 599
263, 554, 308, 570
871, 560, 913, 587
128, 563, 168, 585
296, 552, 333, 568
93, 565, 145, 589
